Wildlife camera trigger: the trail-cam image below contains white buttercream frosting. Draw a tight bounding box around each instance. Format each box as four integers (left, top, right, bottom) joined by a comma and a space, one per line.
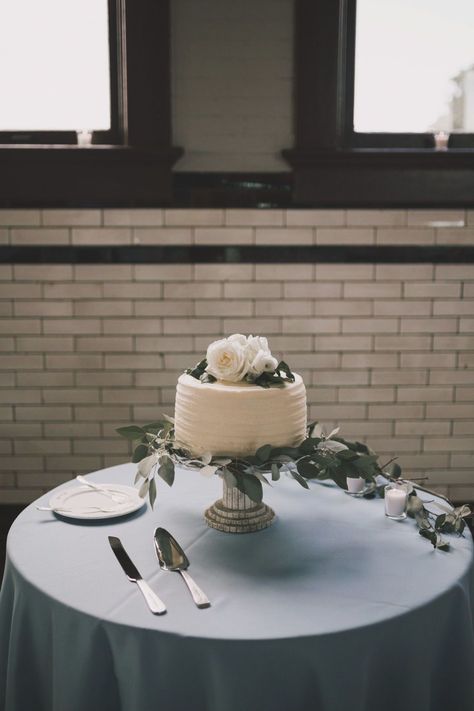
174, 372, 307, 457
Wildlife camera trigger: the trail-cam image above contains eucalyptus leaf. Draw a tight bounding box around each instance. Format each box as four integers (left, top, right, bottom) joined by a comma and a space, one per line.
276, 360, 295, 382
256, 444, 273, 462
300, 437, 323, 454
199, 464, 218, 477
138, 452, 158, 478
291, 469, 310, 489
116, 425, 145, 440
222, 467, 237, 488
138, 478, 150, 498
241, 474, 263, 503
149, 477, 157, 509
297, 458, 319, 478
309, 422, 323, 438
387, 462, 402, 479
213, 457, 232, 466
419, 528, 437, 546
271, 462, 280, 481
319, 439, 348, 453
132, 443, 149, 464
142, 421, 167, 433
158, 455, 175, 487
407, 495, 424, 517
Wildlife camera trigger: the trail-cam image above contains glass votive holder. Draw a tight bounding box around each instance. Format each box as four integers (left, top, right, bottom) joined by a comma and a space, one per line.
434, 130, 449, 151
384, 481, 409, 520
345, 476, 366, 497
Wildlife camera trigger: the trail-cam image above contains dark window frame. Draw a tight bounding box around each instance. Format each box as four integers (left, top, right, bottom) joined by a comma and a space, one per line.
0, 0, 182, 207
283, 0, 474, 207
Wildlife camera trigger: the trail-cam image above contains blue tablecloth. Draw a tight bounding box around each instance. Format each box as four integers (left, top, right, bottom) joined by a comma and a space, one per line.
1, 463, 473, 711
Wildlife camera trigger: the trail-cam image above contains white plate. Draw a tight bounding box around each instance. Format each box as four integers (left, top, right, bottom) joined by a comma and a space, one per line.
48, 483, 146, 520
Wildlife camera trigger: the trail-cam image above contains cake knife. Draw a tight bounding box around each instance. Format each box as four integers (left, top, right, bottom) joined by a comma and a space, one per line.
108, 536, 167, 615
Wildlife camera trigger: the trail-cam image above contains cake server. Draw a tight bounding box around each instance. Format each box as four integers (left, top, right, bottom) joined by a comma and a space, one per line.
108, 536, 167, 615
154, 527, 211, 609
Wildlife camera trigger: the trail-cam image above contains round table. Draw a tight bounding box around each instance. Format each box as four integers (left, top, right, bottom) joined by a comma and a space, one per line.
1, 463, 473, 711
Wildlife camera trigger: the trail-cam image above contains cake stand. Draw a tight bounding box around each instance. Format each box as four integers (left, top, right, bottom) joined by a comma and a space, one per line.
204, 479, 275, 533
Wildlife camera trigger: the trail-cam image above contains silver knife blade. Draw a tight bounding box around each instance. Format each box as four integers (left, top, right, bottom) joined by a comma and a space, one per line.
108, 535, 142, 581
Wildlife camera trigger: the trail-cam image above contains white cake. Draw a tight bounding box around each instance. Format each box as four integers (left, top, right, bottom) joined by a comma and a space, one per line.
174, 372, 307, 457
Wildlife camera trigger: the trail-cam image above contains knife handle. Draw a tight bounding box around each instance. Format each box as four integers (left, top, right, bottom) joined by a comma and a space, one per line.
180, 570, 211, 609
136, 579, 167, 615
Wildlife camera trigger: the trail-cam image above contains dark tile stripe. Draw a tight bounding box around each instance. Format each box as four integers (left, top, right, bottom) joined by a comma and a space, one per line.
1, 245, 474, 264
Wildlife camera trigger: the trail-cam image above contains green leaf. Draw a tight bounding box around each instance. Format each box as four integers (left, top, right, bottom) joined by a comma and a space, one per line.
149, 477, 157, 509
387, 462, 402, 479
454, 518, 466, 535
337, 449, 360, 462
299, 437, 323, 454
276, 360, 295, 382
296, 458, 319, 478
200, 372, 216, 383
328, 466, 349, 490
185, 358, 208, 380
116, 425, 145, 440
291, 469, 310, 489
134, 469, 142, 485
132, 443, 149, 463
256, 444, 273, 462
141, 421, 166, 433
138, 478, 149, 498
222, 467, 237, 488
158, 455, 175, 487
419, 528, 437, 546
241, 474, 263, 504
407, 495, 424, 517
271, 463, 280, 481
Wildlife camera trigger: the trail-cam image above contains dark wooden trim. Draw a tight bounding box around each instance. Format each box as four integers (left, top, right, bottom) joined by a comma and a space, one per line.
0, 146, 182, 207
0, 0, 181, 207
287, 0, 474, 206
173, 172, 293, 207
1, 245, 473, 264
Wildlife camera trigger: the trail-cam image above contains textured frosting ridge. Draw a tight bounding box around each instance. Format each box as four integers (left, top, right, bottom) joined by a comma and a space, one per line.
174, 373, 307, 457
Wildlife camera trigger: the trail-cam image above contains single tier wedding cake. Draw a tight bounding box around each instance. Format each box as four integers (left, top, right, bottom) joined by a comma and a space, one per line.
174, 334, 307, 457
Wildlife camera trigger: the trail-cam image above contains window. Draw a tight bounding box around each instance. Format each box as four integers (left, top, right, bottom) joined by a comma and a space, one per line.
0, 0, 114, 144
284, 0, 474, 207
0, 0, 181, 207
353, 0, 474, 147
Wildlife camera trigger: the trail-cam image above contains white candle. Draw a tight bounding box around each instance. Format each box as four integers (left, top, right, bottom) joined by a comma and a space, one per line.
434, 131, 449, 151
385, 488, 407, 517
346, 476, 365, 494
77, 130, 93, 146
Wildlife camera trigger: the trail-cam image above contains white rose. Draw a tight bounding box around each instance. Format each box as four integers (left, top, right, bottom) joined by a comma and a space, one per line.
249, 349, 278, 376
206, 338, 249, 382
246, 335, 269, 358
227, 333, 247, 346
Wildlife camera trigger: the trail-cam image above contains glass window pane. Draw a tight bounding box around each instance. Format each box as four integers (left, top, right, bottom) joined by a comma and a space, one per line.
354, 0, 474, 133
0, 0, 111, 131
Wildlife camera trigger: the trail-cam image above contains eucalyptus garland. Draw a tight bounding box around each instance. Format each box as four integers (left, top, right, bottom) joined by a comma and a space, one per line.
117, 420, 471, 552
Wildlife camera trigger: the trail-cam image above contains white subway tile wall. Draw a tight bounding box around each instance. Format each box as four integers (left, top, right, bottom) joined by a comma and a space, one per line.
0, 208, 473, 503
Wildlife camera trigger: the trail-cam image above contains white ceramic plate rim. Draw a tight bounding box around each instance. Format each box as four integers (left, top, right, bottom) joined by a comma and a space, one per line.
49, 483, 146, 520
